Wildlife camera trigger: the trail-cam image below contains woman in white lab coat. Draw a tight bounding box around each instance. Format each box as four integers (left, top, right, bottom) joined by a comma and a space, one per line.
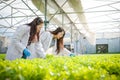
40, 27, 75, 56
6, 17, 46, 60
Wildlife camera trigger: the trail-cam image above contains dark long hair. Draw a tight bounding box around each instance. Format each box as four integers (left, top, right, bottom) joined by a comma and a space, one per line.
50, 27, 65, 54
26, 17, 43, 46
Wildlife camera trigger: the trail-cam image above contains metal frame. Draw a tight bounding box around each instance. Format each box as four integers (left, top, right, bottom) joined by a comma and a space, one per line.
0, 0, 120, 36
0, 0, 120, 54
0, 0, 44, 37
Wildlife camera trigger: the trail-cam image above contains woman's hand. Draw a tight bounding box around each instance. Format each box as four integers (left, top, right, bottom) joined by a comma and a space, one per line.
22, 48, 31, 59
69, 53, 75, 57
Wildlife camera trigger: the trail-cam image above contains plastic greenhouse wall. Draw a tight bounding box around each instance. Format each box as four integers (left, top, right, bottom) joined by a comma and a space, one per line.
74, 37, 120, 54
0, 36, 9, 53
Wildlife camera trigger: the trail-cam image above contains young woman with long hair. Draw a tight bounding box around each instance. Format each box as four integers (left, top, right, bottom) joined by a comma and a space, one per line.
40, 27, 74, 56
6, 17, 46, 60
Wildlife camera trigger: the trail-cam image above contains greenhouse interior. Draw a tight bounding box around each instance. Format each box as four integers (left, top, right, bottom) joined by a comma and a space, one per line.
0, 0, 120, 54
0, 0, 120, 80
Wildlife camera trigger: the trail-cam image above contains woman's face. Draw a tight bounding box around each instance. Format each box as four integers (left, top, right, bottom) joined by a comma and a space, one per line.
56, 31, 64, 39
37, 23, 43, 32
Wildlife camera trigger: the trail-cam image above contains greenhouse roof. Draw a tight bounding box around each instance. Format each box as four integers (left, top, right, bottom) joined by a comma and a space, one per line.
0, 0, 120, 43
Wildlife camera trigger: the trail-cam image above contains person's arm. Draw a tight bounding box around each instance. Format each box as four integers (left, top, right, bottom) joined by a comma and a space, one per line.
62, 48, 71, 55
12, 25, 28, 54
40, 31, 53, 51
62, 48, 75, 56
35, 42, 46, 58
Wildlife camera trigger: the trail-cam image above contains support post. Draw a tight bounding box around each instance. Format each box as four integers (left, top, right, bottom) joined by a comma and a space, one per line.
44, 0, 47, 30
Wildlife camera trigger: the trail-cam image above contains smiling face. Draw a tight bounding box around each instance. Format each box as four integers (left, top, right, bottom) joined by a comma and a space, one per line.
55, 31, 64, 39
36, 23, 43, 33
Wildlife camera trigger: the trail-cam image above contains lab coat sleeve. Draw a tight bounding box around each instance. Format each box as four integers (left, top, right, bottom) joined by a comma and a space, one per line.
12, 26, 27, 54
62, 48, 71, 56
35, 42, 46, 58
40, 31, 53, 52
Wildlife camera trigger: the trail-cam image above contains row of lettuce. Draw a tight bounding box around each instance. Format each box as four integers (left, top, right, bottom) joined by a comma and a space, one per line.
0, 54, 120, 80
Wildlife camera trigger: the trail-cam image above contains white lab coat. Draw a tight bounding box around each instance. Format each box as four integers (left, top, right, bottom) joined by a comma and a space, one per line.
40, 31, 71, 56
6, 25, 46, 60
